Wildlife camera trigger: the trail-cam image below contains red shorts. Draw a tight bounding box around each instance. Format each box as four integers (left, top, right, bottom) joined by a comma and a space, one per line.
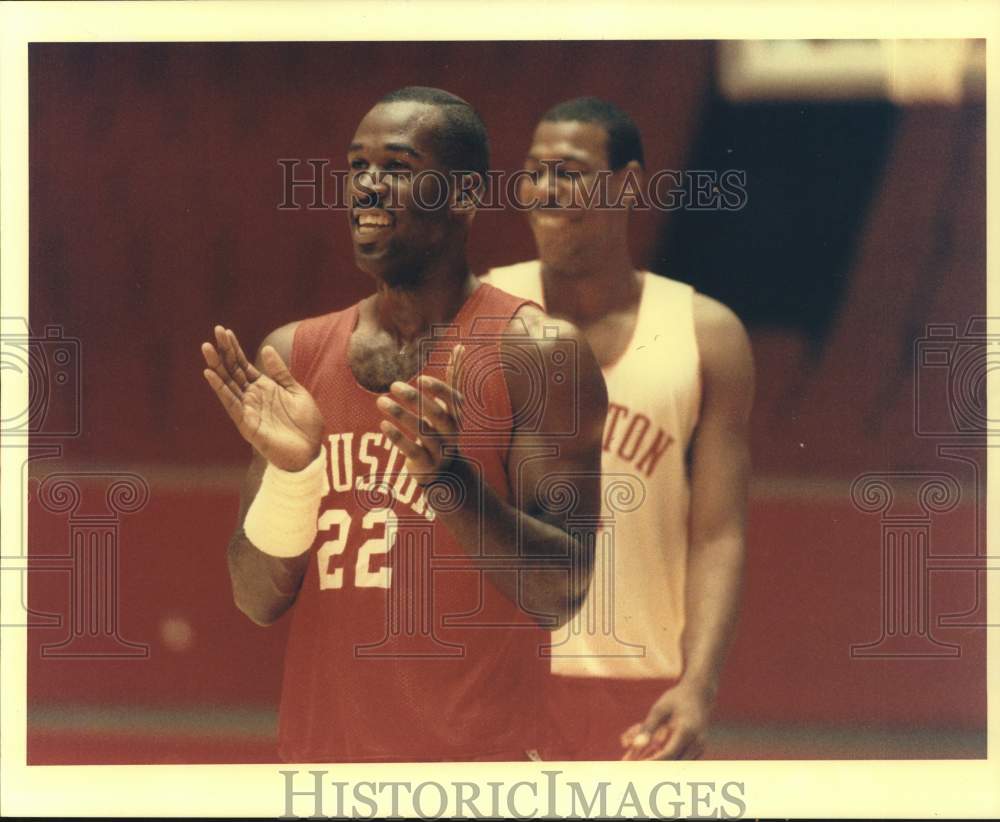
541, 674, 678, 761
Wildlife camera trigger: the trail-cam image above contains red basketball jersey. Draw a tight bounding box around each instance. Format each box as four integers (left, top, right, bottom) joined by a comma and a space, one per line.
277, 283, 548, 762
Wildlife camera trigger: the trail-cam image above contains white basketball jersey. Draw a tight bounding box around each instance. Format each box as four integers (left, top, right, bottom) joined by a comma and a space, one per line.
484, 261, 701, 679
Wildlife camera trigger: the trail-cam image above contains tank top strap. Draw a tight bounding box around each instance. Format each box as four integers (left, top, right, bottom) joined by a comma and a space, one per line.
290, 305, 356, 383
456, 282, 540, 338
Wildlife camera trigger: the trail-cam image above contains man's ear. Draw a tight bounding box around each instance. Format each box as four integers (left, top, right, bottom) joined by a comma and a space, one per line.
450, 172, 483, 221
614, 160, 646, 210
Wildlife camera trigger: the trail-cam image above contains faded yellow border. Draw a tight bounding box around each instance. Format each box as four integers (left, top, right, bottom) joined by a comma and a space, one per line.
1, 1, 998, 817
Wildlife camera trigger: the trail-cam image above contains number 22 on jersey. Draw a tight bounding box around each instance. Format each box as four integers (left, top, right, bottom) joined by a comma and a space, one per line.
316, 508, 398, 590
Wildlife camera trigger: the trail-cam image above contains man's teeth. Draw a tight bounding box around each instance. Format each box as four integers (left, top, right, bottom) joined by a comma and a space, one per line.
357, 213, 392, 227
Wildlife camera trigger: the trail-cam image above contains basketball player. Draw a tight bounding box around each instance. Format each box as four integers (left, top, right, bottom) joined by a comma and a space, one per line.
201, 87, 608, 763
484, 97, 753, 761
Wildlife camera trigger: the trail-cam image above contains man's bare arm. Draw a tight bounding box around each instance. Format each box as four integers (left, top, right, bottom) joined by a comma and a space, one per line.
680, 296, 754, 695
496, 309, 607, 624
203, 321, 320, 627
623, 294, 754, 760
226, 450, 311, 626
376, 307, 608, 628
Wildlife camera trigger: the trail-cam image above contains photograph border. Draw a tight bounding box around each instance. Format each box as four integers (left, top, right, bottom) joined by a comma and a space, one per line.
1, 1, 997, 817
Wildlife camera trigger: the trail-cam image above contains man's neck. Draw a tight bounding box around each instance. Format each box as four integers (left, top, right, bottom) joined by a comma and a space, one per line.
540, 250, 642, 324
373, 264, 478, 345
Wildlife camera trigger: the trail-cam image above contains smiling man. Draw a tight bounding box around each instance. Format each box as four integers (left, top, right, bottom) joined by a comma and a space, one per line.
201, 87, 607, 763
485, 97, 754, 761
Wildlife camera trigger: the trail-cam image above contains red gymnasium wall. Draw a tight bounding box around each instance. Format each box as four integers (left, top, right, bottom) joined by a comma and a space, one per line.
26, 42, 987, 742
28, 43, 985, 475
28, 41, 711, 467
26, 475, 987, 728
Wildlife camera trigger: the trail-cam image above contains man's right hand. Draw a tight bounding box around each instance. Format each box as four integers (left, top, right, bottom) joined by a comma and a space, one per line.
201, 325, 324, 471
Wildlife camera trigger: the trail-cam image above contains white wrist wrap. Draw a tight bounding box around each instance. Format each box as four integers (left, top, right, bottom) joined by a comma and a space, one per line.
244, 452, 326, 557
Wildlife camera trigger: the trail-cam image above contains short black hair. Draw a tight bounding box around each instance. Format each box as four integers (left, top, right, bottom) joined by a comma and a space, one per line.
540, 96, 644, 170
377, 86, 489, 183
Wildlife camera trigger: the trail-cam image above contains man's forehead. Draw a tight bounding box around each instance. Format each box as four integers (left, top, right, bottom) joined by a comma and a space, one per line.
351, 101, 442, 147
529, 120, 608, 161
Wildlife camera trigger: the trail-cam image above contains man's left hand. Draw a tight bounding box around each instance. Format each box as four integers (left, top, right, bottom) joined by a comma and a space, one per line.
620, 679, 714, 760
375, 344, 465, 486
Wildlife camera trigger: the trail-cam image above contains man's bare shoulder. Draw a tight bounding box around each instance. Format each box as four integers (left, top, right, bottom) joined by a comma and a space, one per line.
258, 299, 366, 364
257, 321, 301, 364
505, 301, 584, 347
691, 293, 754, 393
693, 292, 744, 335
